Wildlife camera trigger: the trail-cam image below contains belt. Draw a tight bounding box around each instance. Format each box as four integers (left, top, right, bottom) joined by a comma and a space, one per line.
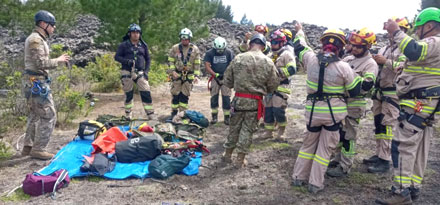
400, 86, 440, 99
235, 92, 264, 120
25, 69, 48, 79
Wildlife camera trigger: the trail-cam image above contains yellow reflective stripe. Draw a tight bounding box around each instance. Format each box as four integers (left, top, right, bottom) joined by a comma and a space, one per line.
179, 102, 188, 108
194, 59, 201, 65
223, 109, 230, 115
307, 80, 345, 93
278, 122, 287, 127
277, 86, 291, 94
299, 47, 311, 62
305, 106, 347, 113
400, 100, 440, 114
187, 74, 195, 80
171, 103, 179, 109
298, 151, 314, 160
265, 124, 275, 130
394, 176, 412, 184
193, 70, 201, 76
382, 90, 397, 95
397, 55, 406, 62
313, 154, 329, 166
386, 125, 393, 137
411, 175, 423, 184
346, 76, 362, 90
417, 42, 428, 62
211, 108, 218, 114
363, 73, 376, 82
347, 100, 367, 107
125, 103, 134, 109
342, 140, 355, 156
399, 36, 412, 51
282, 67, 290, 78
143, 105, 153, 110
392, 61, 400, 68
375, 134, 393, 140
404, 66, 440, 76
168, 57, 176, 62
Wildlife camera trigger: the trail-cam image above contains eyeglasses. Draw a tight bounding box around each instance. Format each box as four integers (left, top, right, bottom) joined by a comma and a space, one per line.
349, 33, 367, 46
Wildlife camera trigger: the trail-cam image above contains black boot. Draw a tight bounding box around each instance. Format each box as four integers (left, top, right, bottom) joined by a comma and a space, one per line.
363, 155, 380, 164
224, 115, 230, 125
367, 158, 390, 173
167, 110, 178, 122
409, 186, 420, 201
211, 113, 218, 125
375, 188, 412, 205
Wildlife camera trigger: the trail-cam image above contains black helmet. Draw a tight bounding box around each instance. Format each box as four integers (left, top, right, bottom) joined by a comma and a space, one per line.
128, 23, 141, 33
250, 33, 266, 46
34, 10, 56, 26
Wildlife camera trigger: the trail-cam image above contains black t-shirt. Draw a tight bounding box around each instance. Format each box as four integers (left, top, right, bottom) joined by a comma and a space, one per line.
203, 48, 234, 74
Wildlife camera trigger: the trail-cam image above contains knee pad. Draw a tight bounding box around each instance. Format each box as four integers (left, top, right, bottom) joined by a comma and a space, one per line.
391, 140, 400, 168
139, 91, 152, 104
125, 90, 134, 103
222, 95, 231, 109
211, 94, 219, 108
307, 125, 322, 132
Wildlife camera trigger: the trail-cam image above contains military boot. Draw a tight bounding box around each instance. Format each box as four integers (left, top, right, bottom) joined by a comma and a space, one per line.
211, 113, 218, 125
326, 164, 348, 177
274, 126, 287, 142
363, 155, 380, 164
224, 115, 230, 125
234, 153, 247, 168
261, 129, 273, 139
367, 158, 390, 173
21, 146, 32, 156
221, 148, 234, 164
30, 150, 54, 160
375, 188, 412, 205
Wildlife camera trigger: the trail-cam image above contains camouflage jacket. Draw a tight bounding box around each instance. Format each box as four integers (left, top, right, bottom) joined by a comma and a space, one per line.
24, 27, 59, 76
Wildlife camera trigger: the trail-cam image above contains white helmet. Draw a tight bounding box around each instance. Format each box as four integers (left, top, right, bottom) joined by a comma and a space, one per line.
213, 37, 227, 50
179, 28, 193, 39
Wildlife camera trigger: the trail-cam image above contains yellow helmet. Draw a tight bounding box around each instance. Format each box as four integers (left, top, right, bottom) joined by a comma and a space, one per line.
280, 28, 293, 40
320, 29, 347, 47
349, 27, 376, 46
392, 17, 411, 30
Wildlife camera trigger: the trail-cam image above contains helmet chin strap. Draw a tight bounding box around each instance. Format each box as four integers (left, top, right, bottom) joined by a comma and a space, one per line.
420, 23, 438, 39
37, 23, 51, 37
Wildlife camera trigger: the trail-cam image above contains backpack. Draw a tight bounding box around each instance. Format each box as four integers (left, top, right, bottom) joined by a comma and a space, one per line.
148, 155, 191, 179
154, 123, 176, 141
115, 131, 163, 163
80, 153, 117, 176
184, 110, 209, 128
22, 169, 70, 199
175, 123, 206, 140
77, 120, 107, 140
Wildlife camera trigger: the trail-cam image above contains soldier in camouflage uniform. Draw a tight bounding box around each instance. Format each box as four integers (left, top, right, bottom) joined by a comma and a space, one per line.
222, 33, 279, 168
22, 10, 70, 160
167, 28, 201, 117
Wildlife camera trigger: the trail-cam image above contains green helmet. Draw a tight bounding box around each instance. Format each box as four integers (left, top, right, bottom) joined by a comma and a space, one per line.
414, 7, 440, 29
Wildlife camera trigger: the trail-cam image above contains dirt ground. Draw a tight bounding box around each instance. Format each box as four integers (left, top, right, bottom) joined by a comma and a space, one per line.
1, 75, 439, 205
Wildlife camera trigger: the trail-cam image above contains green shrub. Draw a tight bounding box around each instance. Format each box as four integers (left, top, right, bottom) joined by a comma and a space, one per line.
0, 140, 13, 161
148, 61, 168, 86
85, 53, 121, 92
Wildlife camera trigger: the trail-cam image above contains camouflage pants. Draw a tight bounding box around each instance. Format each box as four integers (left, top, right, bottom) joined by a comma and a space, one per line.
24, 90, 56, 152
223, 111, 258, 154
120, 70, 154, 115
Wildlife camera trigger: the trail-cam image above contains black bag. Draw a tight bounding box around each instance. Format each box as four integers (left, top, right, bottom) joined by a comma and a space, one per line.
77, 120, 106, 140
148, 155, 191, 179
115, 132, 163, 163
80, 153, 116, 176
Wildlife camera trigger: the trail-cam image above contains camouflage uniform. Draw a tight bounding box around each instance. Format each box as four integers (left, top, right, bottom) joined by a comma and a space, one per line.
22, 27, 60, 153
264, 46, 296, 138
167, 43, 201, 114
223, 50, 279, 154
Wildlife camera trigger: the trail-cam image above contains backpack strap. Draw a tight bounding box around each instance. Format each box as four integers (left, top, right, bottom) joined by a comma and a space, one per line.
50, 169, 69, 200
179, 43, 194, 67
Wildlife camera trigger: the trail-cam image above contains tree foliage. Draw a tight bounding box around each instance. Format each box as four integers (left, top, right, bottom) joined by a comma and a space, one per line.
240, 14, 253, 26
214, 0, 233, 23
79, 0, 218, 62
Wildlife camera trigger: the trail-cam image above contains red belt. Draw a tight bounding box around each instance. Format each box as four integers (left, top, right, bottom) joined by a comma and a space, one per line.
235, 92, 264, 120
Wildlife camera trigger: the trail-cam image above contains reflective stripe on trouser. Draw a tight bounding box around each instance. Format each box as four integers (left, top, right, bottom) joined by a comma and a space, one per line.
24, 93, 56, 152
121, 70, 152, 113
223, 111, 258, 154
391, 118, 431, 189
333, 116, 358, 172
372, 99, 399, 161
172, 92, 189, 112
211, 94, 231, 115
264, 93, 288, 130
292, 123, 340, 188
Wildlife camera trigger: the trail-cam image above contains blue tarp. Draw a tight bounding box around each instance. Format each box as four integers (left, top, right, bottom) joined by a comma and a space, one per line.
39, 139, 202, 179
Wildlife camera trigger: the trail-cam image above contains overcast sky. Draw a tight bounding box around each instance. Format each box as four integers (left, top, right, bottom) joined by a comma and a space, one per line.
222, 0, 421, 33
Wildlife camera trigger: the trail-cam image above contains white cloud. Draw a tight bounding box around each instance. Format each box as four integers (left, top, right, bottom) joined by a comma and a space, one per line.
222, 0, 421, 33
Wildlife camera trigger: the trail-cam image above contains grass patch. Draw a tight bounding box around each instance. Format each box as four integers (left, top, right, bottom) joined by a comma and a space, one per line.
348, 171, 378, 185
70, 178, 80, 184
292, 186, 308, 193
0, 140, 13, 161
289, 114, 302, 120
251, 141, 291, 151
0, 188, 30, 202
424, 168, 437, 179
332, 196, 344, 204
87, 176, 105, 182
